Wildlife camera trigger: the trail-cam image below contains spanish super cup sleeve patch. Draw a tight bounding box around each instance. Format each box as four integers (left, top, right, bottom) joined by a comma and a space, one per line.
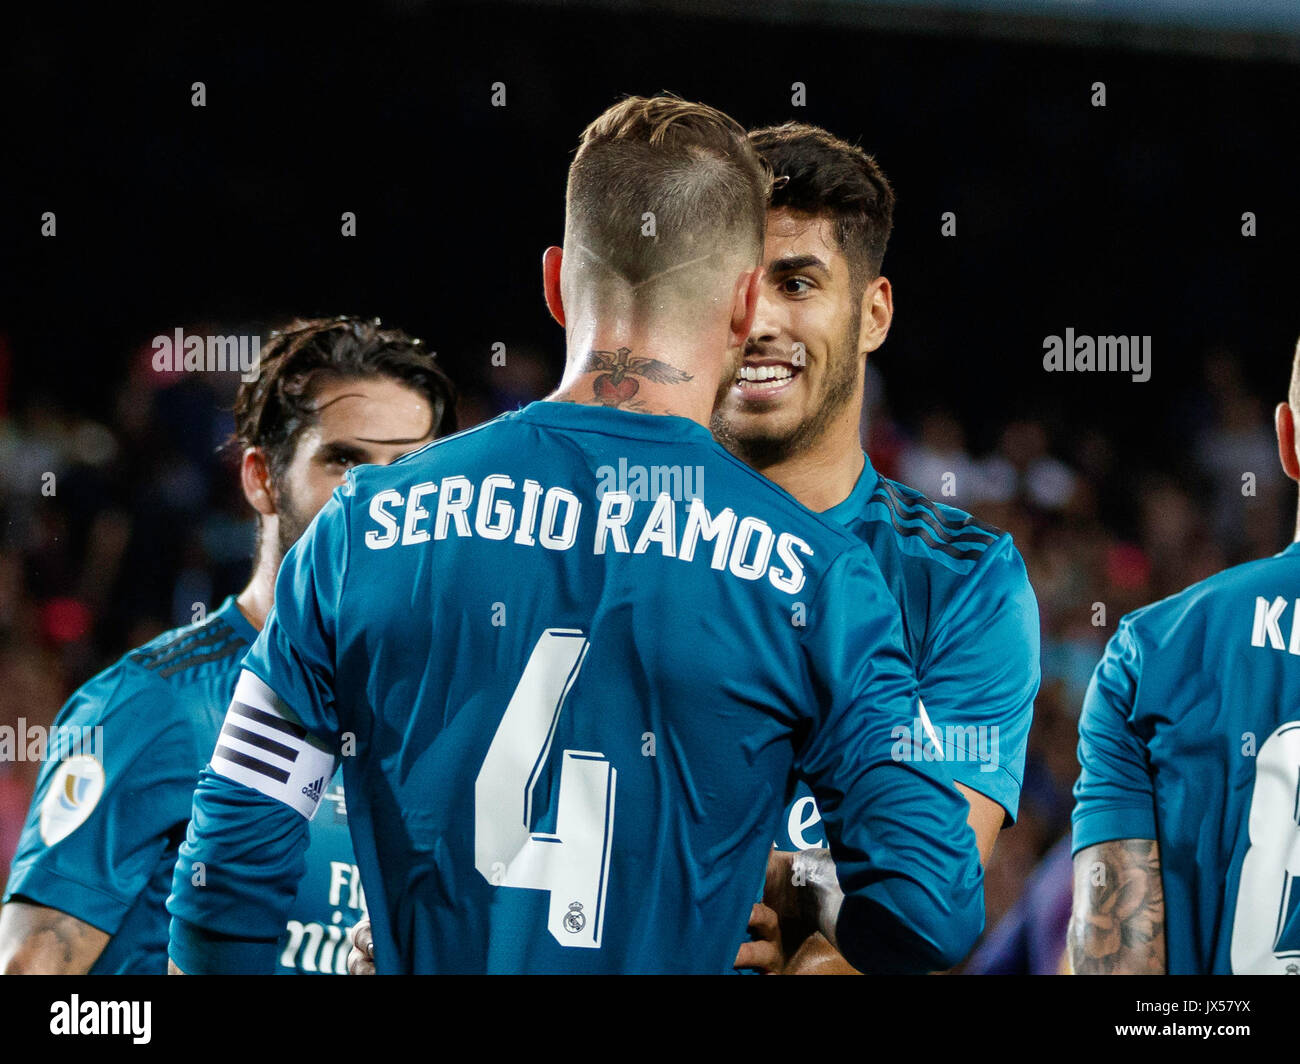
39, 755, 106, 846
211, 671, 338, 819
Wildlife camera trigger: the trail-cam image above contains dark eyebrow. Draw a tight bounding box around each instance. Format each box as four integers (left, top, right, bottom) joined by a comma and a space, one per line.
767, 254, 830, 276
353, 435, 430, 445
317, 436, 427, 457
316, 440, 369, 460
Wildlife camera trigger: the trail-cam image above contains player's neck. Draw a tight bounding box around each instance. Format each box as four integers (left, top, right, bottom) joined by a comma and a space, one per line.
752, 412, 866, 513
236, 541, 279, 632
550, 325, 726, 427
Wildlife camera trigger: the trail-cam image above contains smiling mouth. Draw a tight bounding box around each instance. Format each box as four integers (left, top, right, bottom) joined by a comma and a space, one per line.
733, 361, 801, 399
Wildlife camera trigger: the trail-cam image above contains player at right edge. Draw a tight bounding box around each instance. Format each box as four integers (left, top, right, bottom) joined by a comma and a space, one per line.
1070, 335, 1300, 974
166, 95, 985, 974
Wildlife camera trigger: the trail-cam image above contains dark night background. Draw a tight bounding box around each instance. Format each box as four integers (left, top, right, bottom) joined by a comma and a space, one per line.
5, 4, 1299, 463
1, 1, 1298, 971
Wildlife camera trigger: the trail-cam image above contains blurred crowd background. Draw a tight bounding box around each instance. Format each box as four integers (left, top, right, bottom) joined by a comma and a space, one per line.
3, 0, 1298, 972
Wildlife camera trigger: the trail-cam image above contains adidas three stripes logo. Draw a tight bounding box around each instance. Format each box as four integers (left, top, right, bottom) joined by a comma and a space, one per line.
211, 671, 337, 819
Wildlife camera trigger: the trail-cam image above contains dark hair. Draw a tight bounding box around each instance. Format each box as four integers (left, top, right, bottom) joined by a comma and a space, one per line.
233, 315, 458, 478
566, 94, 772, 286
749, 122, 895, 281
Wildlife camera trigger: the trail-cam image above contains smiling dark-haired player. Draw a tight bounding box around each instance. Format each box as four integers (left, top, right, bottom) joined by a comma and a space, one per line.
719, 123, 1040, 974
0, 316, 456, 974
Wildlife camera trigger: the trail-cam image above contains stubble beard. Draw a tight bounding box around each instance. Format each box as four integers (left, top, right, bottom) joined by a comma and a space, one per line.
273, 480, 314, 563
712, 308, 862, 469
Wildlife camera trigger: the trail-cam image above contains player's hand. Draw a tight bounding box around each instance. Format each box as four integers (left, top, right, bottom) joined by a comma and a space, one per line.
733, 850, 817, 973
347, 918, 375, 975
733, 902, 788, 973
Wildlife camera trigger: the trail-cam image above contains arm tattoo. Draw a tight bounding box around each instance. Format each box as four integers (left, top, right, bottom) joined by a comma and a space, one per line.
0, 902, 110, 974
30, 910, 103, 969
1069, 839, 1166, 974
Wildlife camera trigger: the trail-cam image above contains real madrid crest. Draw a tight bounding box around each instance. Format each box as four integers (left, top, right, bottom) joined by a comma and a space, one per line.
564, 901, 586, 933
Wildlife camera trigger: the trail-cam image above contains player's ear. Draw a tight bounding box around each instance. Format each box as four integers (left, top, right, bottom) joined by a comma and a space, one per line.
241, 447, 278, 517
858, 274, 893, 357
729, 266, 761, 350
542, 246, 566, 328
1275, 402, 1300, 483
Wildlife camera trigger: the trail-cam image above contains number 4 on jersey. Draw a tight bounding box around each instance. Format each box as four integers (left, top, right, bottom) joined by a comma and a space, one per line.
474, 628, 617, 949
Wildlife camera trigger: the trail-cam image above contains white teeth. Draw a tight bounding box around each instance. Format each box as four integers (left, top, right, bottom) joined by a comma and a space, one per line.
736, 364, 795, 384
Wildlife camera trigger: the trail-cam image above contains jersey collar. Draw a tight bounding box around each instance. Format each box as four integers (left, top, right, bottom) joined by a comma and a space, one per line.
820, 452, 881, 525
514, 400, 713, 444
214, 595, 259, 646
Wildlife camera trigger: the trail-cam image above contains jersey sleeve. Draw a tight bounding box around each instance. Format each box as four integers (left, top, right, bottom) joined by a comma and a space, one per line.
796, 545, 985, 973
919, 533, 1040, 822
166, 490, 350, 974
167, 767, 317, 974
240, 487, 351, 743
1071, 618, 1157, 853
3, 668, 198, 936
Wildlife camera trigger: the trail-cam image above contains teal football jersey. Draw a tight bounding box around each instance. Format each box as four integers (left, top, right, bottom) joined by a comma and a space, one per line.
774, 456, 1040, 853
168, 403, 985, 974
1073, 541, 1300, 973
274, 777, 365, 974
3, 597, 360, 974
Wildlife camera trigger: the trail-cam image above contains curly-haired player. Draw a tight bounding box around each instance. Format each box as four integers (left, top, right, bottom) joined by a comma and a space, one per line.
0, 316, 456, 974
